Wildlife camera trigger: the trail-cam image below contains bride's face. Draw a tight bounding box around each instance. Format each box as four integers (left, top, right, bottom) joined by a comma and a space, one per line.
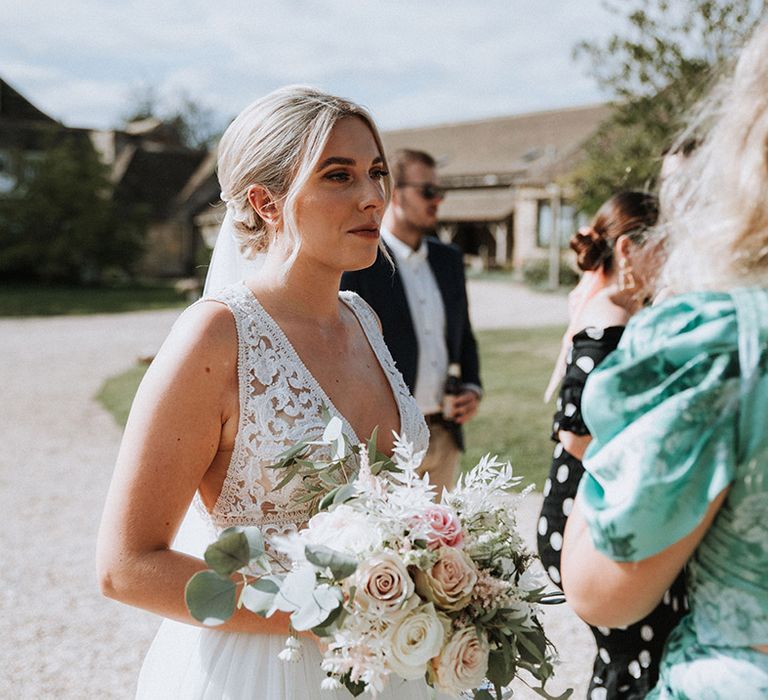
292, 116, 387, 272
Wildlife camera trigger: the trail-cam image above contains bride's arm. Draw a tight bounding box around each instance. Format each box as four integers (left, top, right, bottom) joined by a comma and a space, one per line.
96, 302, 294, 635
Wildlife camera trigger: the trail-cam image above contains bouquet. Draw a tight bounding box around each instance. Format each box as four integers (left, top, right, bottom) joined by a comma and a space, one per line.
185, 417, 569, 699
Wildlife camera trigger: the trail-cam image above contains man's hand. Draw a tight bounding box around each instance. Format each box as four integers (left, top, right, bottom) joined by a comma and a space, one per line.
452, 390, 480, 424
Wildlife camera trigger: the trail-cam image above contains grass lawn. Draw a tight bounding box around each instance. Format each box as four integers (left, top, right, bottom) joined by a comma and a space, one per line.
0, 284, 190, 317
95, 363, 151, 428
461, 327, 560, 489
97, 326, 562, 490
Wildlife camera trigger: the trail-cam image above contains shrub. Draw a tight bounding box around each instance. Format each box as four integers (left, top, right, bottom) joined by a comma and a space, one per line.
0, 136, 148, 283
522, 258, 579, 289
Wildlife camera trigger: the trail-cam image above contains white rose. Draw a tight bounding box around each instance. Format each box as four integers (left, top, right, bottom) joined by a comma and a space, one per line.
433, 626, 489, 695
387, 603, 446, 680
305, 505, 380, 556
354, 552, 415, 615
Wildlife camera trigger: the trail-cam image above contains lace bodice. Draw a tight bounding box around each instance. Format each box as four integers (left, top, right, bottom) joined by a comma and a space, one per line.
201, 282, 429, 539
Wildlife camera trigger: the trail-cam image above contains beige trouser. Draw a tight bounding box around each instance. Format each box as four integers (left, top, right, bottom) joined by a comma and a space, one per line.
418, 418, 462, 495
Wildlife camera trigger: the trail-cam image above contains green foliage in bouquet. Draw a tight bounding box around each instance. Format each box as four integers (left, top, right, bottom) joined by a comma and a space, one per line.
185, 414, 380, 638
185, 413, 571, 700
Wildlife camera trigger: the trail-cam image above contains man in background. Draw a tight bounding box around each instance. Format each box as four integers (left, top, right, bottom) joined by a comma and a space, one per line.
341, 149, 482, 493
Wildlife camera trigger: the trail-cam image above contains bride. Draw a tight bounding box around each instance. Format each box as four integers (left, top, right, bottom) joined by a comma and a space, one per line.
96, 86, 442, 699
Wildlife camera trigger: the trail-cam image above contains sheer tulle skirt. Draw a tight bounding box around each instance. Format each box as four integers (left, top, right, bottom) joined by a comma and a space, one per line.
136, 619, 448, 700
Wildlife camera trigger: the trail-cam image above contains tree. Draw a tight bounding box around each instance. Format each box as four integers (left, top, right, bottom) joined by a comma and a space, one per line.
571, 0, 767, 213
0, 136, 148, 283
121, 85, 223, 150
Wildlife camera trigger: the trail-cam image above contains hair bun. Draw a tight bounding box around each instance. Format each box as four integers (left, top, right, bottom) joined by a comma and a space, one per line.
570, 227, 609, 271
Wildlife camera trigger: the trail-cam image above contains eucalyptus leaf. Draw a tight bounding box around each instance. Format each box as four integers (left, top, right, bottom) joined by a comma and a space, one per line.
516, 630, 547, 664
273, 464, 300, 491
532, 686, 573, 700
297, 459, 319, 468
368, 460, 388, 475
204, 530, 251, 575
266, 442, 310, 470
310, 601, 346, 637
318, 486, 340, 512
290, 584, 343, 631
185, 571, 236, 625
322, 415, 343, 442
241, 526, 265, 560
267, 565, 344, 631
366, 426, 379, 461
240, 576, 281, 616
332, 483, 356, 506
318, 470, 342, 486
486, 648, 515, 690
305, 544, 358, 580
294, 491, 320, 504
341, 674, 366, 697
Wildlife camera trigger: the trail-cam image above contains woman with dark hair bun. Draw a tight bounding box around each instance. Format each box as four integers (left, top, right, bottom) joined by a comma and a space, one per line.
537, 191, 686, 699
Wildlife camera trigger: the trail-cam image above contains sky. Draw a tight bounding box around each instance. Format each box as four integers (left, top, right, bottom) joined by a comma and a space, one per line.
0, 1, 623, 134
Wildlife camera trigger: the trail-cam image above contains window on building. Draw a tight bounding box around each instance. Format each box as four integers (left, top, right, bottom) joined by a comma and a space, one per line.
0, 150, 17, 194
536, 200, 588, 248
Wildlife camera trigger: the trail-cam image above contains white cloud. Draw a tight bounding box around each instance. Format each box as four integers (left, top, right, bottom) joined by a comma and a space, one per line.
0, 0, 620, 131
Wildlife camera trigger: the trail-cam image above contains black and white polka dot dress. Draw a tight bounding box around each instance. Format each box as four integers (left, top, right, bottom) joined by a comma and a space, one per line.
537, 326, 688, 700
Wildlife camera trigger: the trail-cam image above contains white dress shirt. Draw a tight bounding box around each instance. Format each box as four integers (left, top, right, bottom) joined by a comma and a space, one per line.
382, 227, 448, 414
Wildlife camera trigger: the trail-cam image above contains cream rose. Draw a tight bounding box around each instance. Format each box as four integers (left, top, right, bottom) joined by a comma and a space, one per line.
305, 505, 380, 556
353, 552, 414, 615
386, 603, 446, 680
414, 547, 477, 612
432, 626, 489, 695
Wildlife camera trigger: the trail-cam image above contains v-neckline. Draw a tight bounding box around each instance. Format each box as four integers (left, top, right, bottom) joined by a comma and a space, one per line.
240, 282, 403, 448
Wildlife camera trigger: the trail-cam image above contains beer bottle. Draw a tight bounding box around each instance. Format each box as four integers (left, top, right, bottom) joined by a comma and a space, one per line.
442, 363, 462, 420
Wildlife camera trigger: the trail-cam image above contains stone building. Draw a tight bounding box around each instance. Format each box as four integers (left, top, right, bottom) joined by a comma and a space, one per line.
382, 104, 611, 273
2, 75, 611, 276
0, 76, 208, 277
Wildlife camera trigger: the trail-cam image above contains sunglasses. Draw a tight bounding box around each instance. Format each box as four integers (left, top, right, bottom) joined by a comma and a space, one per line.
397, 182, 446, 200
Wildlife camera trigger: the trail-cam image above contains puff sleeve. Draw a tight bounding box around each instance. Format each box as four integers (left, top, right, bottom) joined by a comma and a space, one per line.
577, 293, 740, 561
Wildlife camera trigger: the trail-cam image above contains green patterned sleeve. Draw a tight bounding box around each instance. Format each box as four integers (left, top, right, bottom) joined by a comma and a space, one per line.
577, 294, 740, 561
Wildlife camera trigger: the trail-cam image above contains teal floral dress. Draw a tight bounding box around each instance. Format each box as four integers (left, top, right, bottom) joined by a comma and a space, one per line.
578, 288, 768, 699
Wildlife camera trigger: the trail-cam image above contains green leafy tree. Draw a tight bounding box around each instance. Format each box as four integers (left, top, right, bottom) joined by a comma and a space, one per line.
571, 0, 767, 213
122, 85, 222, 149
0, 136, 148, 283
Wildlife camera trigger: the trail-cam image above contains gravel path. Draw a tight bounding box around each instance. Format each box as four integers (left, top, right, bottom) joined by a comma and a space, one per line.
1, 281, 592, 699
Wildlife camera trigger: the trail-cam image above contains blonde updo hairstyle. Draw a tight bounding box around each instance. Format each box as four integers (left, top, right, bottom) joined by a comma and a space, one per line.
659, 22, 768, 292
217, 86, 390, 266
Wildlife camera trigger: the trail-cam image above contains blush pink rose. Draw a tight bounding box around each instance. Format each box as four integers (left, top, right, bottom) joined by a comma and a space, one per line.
353, 552, 414, 615
417, 505, 464, 550
413, 547, 477, 612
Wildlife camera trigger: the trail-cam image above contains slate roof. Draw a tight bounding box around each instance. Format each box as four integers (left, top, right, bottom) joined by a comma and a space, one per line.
381, 103, 611, 187
0, 77, 57, 124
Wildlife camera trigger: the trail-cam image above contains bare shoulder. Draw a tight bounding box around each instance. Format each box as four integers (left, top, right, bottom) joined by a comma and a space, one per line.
150, 300, 238, 385
575, 290, 629, 332
166, 300, 236, 352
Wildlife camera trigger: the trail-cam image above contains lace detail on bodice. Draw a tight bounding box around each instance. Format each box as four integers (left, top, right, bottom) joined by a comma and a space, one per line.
202, 282, 429, 539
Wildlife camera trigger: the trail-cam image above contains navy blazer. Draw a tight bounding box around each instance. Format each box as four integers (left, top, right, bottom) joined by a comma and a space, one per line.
340, 237, 481, 450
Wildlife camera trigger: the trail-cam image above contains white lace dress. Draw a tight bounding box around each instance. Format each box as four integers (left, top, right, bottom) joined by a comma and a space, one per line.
135, 282, 440, 699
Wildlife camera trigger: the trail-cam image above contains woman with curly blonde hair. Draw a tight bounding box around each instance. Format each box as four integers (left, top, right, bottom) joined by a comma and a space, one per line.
562, 23, 768, 699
